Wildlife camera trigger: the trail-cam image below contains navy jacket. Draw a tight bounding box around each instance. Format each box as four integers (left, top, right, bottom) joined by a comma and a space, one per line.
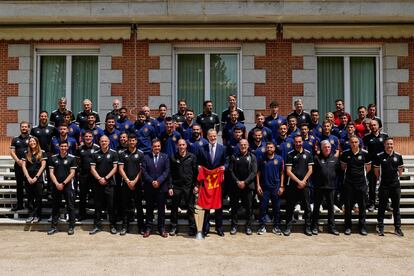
198, 143, 228, 170
141, 152, 171, 192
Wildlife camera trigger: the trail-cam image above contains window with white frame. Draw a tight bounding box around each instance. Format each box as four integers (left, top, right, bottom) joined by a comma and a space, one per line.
174, 48, 241, 116
316, 47, 382, 119
34, 48, 100, 120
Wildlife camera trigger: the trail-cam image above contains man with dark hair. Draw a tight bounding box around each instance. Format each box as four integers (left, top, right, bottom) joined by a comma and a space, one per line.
367, 103, 382, 129
287, 115, 300, 138
340, 122, 363, 152
320, 120, 339, 158
76, 99, 100, 130
301, 123, 319, 156
265, 100, 286, 139
309, 109, 322, 139
160, 117, 181, 156
155, 103, 168, 136
169, 139, 198, 236
178, 108, 195, 140
287, 99, 312, 126
50, 97, 75, 128
116, 107, 134, 134
248, 113, 273, 145
186, 124, 208, 156
354, 106, 367, 138
256, 141, 284, 235
333, 99, 351, 127
47, 141, 77, 235
172, 99, 187, 124
31, 111, 56, 154
284, 135, 314, 236
63, 111, 80, 143
374, 137, 404, 237
221, 94, 245, 125
141, 139, 171, 238
133, 111, 157, 155
10, 121, 31, 211
89, 135, 119, 235
142, 105, 158, 129
118, 133, 145, 235
80, 113, 104, 144
226, 126, 244, 157
196, 100, 220, 137
229, 139, 257, 235
222, 109, 246, 145
275, 123, 294, 162
76, 130, 100, 221
363, 118, 388, 212
104, 115, 121, 150
51, 123, 77, 155
341, 135, 371, 235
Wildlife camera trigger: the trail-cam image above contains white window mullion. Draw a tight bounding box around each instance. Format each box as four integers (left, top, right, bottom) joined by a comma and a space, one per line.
205, 54, 210, 100
66, 56, 72, 111
376, 55, 383, 118
343, 56, 351, 114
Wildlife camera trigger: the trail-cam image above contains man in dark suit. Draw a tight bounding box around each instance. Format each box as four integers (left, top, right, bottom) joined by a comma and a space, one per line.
196, 129, 227, 237
141, 138, 172, 238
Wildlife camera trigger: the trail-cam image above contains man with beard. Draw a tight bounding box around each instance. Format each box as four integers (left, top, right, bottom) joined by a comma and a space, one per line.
169, 139, 198, 236
50, 97, 75, 128
10, 121, 31, 211
248, 113, 273, 146
133, 111, 157, 155
30, 111, 56, 154
79, 113, 104, 144
106, 98, 121, 121
116, 107, 134, 134
287, 98, 312, 126
103, 115, 121, 150
186, 124, 208, 156
160, 117, 181, 156
265, 100, 286, 140
76, 99, 100, 130
196, 100, 220, 137
178, 108, 195, 140
51, 123, 77, 155
172, 99, 187, 125
221, 94, 245, 126
333, 99, 351, 127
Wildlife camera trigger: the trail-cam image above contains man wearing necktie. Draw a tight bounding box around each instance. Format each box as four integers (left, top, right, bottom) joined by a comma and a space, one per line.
141, 138, 172, 238
196, 129, 228, 237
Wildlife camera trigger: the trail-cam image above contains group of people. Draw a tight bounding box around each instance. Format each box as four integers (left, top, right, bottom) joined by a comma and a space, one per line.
9, 95, 405, 238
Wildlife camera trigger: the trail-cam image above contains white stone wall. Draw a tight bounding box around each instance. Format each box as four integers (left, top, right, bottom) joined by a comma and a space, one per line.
382, 43, 410, 137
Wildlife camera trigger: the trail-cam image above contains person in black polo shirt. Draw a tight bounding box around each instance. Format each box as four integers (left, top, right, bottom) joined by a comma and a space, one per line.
30, 111, 56, 154
172, 99, 187, 125
47, 141, 77, 235
22, 137, 47, 223
76, 130, 100, 221
221, 94, 245, 126
340, 135, 371, 235
311, 140, 340, 235
10, 121, 30, 211
118, 133, 145, 236
89, 135, 119, 235
76, 99, 100, 130
50, 97, 75, 128
228, 139, 257, 235
196, 100, 220, 137
287, 98, 312, 126
284, 135, 314, 236
169, 139, 198, 236
363, 118, 388, 212
374, 137, 404, 237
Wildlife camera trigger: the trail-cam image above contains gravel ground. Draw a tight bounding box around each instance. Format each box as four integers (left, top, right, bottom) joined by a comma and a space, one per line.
0, 228, 413, 275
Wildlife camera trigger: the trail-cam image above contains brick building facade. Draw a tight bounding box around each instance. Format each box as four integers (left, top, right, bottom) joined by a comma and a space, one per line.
0, 1, 413, 153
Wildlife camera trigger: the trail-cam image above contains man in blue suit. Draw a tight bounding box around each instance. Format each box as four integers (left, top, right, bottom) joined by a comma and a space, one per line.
196, 129, 227, 237
141, 138, 172, 238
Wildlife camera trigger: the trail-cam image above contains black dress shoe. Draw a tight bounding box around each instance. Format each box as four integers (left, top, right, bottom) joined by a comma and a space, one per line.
245, 227, 253, 235
329, 228, 340, 236
395, 227, 404, 237
47, 227, 57, 235
67, 227, 74, 235
311, 228, 318, 235
378, 226, 385, 236
120, 227, 127, 236
216, 229, 225, 237
169, 227, 177, 236
359, 228, 368, 236
89, 227, 101, 235
283, 227, 292, 236
304, 227, 312, 236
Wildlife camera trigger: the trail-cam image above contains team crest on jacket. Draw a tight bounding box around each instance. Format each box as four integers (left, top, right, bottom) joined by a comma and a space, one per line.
278, 119, 282, 124
134, 154, 139, 158
113, 134, 118, 140
274, 159, 278, 165
45, 129, 50, 133
125, 124, 129, 129
64, 160, 68, 165
302, 115, 306, 120
303, 154, 307, 159
94, 130, 98, 135
198, 141, 203, 146
379, 137, 383, 142
393, 156, 398, 162
330, 139, 334, 144
106, 154, 111, 159
69, 127, 73, 132
144, 128, 148, 132
318, 127, 322, 133
261, 147, 265, 152
172, 136, 177, 141
286, 142, 291, 148
358, 155, 362, 160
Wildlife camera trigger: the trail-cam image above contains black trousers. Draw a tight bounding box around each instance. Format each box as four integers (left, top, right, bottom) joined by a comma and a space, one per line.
285, 185, 311, 228
312, 188, 335, 228
120, 183, 144, 229
378, 186, 401, 228
94, 183, 116, 227
25, 179, 43, 217
14, 163, 25, 207
144, 188, 167, 231
78, 171, 95, 217
230, 186, 253, 227
203, 208, 223, 233
52, 184, 75, 228
367, 170, 377, 207
170, 187, 195, 229
343, 184, 367, 230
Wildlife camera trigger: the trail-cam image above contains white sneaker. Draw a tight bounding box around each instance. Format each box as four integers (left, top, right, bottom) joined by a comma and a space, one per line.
294, 204, 301, 212
333, 205, 341, 213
